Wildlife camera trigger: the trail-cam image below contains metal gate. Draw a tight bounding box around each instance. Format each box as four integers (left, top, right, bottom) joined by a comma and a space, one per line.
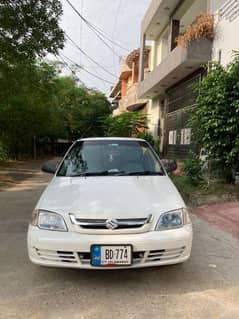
165, 73, 202, 159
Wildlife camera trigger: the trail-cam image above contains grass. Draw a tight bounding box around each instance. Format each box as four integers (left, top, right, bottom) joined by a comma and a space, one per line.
170, 174, 239, 202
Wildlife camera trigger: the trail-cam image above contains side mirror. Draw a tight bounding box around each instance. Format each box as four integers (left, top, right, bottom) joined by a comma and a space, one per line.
164, 161, 177, 173
41, 162, 57, 174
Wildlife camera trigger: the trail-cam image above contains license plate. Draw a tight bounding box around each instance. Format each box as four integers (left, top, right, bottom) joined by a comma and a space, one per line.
91, 245, 132, 267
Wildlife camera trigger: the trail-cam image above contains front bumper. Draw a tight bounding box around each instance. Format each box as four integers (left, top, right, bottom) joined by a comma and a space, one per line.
27, 224, 193, 269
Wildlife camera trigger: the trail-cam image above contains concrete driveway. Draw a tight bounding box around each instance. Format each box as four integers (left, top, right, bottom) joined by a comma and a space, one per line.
0, 165, 239, 319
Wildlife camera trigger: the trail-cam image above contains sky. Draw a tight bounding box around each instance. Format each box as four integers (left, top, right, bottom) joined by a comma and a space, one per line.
57, 0, 151, 95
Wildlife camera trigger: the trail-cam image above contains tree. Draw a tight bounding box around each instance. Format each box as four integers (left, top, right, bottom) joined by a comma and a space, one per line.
190, 54, 239, 182
0, 60, 62, 157
56, 77, 111, 140
0, 0, 64, 63
0, 63, 112, 158
0, 58, 112, 158
103, 112, 148, 137
0, 0, 67, 159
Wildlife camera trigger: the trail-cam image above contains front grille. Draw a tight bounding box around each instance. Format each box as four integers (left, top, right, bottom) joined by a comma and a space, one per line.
146, 247, 185, 262
69, 214, 151, 230
78, 252, 91, 264
35, 247, 185, 266
78, 248, 185, 265
36, 248, 77, 263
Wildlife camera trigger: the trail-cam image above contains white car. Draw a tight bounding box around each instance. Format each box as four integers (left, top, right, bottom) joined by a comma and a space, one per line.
27, 138, 192, 269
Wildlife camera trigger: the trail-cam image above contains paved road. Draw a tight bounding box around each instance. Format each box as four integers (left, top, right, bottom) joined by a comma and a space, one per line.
0, 167, 239, 319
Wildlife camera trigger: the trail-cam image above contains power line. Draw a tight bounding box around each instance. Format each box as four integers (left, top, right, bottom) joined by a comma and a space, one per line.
59, 53, 115, 85
56, 54, 85, 85
79, 0, 84, 65
65, 0, 128, 51
64, 0, 128, 56
87, 15, 128, 52
112, 0, 123, 43
61, 53, 115, 85
65, 32, 117, 79
75, 6, 129, 50
79, 65, 115, 69
65, 0, 121, 57
112, 0, 123, 75
69, 0, 129, 51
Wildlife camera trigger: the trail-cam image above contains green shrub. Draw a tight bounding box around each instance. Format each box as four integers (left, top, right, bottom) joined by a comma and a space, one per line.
103, 111, 148, 137
190, 54, 239, 183
182, 151, 203, 186
0, 142, 8, 162
136, 131, 160, 154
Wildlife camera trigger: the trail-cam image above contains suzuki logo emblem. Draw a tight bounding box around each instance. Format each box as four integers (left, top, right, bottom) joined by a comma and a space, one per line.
106, 219, 118, 230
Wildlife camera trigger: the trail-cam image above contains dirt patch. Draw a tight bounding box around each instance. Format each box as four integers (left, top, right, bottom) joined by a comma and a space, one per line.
0, 158, 61, 191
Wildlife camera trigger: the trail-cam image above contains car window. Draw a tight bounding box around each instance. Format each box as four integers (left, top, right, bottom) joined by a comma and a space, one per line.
57, 140, 165, 176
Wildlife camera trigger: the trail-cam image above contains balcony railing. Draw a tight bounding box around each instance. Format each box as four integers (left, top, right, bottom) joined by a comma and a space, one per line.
138, 38, 212, 99
118, 83, 138, 112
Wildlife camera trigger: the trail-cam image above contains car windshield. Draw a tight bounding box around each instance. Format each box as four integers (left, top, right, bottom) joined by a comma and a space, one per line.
57, 140, 165, 177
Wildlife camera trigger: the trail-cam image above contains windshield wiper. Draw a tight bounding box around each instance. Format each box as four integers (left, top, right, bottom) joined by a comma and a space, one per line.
119, 171, 164, 176
70, 170, 125, 177
70, 170, 164, 177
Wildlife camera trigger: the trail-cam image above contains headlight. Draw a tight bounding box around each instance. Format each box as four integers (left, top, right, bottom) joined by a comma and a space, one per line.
31, 210, 68, 232
155, 208, 191, 231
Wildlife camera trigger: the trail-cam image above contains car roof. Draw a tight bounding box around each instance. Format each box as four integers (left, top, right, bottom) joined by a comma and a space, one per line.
76, 137, 146, 142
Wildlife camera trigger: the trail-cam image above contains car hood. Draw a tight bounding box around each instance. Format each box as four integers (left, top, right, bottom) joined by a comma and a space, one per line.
37, 176, 185, 219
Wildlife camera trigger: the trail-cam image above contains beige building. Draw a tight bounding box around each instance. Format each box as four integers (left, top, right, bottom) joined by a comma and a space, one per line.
138, 0, 239, 158
110, 47, 150, 116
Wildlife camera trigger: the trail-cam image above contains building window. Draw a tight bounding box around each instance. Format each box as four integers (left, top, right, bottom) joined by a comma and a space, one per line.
169, 130, 177, 145
218, 0, 239, 21
211, 0, 227, 12
180, 128, 191, 145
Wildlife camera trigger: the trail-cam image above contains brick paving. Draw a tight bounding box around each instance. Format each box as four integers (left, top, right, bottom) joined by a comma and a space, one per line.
192, 202, 239, 239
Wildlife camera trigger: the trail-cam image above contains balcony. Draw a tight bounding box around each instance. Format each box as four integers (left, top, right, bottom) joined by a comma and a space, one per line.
142, 0, 180, 40
138, 38, 212, 99
120, 83, 148, 112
